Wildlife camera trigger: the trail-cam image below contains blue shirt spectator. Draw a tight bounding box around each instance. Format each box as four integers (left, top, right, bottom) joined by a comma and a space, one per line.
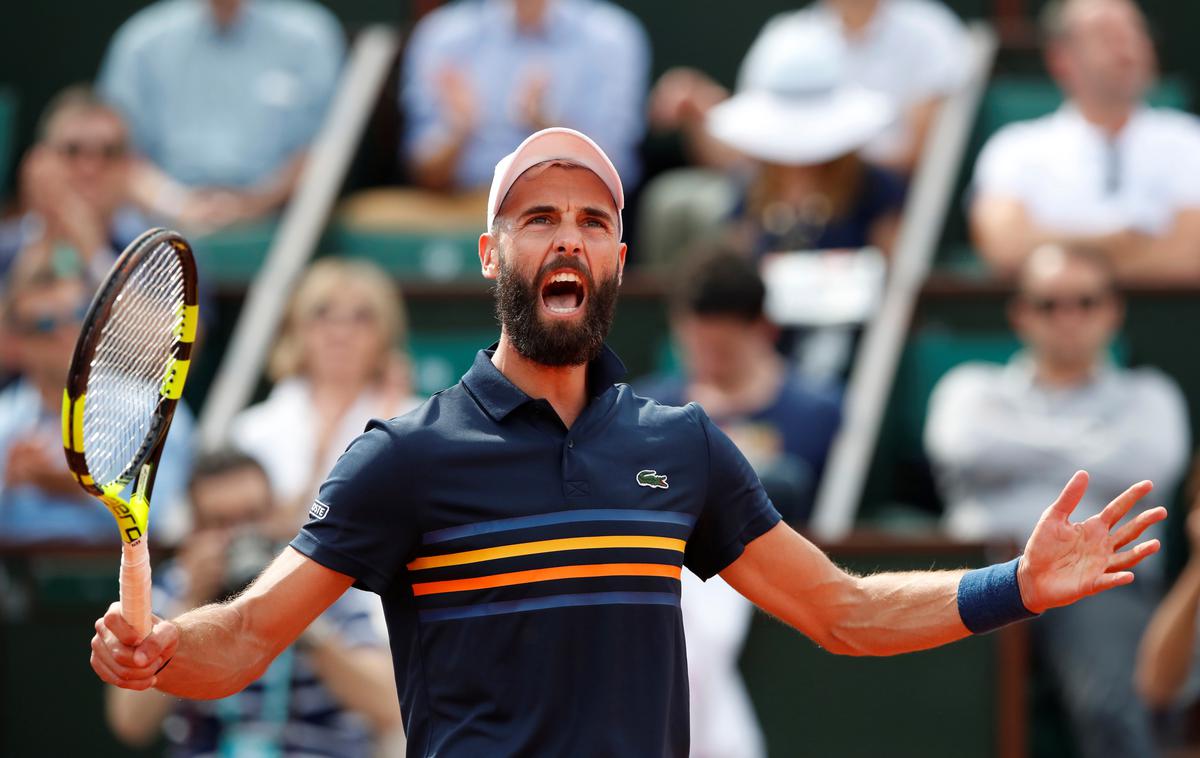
98, 0, 343, 190
401, 0, 649, 191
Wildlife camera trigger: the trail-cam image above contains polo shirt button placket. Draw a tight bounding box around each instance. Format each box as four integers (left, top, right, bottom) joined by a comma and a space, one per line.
567, 439, 575, 449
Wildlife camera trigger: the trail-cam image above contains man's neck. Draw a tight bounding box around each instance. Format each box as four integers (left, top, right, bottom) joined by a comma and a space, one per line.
31, 376, 61, 414
689, 346, 785, 419
1033, 358, 1100, 389
492, 336, 589, 428
513, 0, 551, 34
1071, 97, 1138, 138
832, 0, 881, 37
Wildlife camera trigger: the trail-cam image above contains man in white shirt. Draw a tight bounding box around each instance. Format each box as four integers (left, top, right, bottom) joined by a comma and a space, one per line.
650, 0, 970, 174
926, 243, 1190, 757
971, 0, 1200, 280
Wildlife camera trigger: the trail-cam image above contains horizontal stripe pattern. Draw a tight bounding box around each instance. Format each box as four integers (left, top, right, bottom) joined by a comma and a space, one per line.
410, 508, 692, 622
418, 591, 681, 623
412, 562, 682, 596
422, 508, 695, 545
406, 535, 685, 571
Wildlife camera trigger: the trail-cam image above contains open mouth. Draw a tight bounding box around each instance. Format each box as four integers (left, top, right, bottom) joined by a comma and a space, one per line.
540, 270, 587, 316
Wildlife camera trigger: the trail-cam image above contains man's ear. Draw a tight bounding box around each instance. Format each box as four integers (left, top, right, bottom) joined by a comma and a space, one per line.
617, 242, 628, 286
479, 233, 500, 280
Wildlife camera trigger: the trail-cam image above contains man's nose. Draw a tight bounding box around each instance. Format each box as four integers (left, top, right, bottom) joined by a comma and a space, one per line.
554, 222, 584, 256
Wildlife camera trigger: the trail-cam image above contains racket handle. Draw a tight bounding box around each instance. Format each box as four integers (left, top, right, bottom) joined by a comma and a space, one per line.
120, 540, 153, 641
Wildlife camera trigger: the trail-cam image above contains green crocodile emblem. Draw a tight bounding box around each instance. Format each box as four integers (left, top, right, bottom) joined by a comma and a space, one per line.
636, 469, 669, 489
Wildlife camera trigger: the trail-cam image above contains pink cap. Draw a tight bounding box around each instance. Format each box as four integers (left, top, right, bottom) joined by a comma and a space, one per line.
486, 127, 625, 236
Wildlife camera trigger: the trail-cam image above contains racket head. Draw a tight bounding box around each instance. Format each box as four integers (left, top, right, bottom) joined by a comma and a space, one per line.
61, 228, 199, 520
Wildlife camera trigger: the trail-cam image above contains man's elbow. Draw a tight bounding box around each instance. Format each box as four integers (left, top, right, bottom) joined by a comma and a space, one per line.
1134, 667, 1181, 711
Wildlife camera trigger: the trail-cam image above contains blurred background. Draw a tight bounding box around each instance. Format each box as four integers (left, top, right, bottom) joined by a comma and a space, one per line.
5, 0, 1200, 756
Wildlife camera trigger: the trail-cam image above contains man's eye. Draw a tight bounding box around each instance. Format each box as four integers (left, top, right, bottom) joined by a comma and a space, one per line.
584, 218, 608, 229
528, 216, 551, 225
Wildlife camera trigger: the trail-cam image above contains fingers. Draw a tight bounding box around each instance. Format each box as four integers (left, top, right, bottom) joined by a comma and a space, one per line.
1108, 539, 1161, 573
104, 603, 143, 647
1047, 471, 1090, 521
91, 624, 162, 686
1098, 480, 1155, 529
1112, 506, 1168, 549
90, 604, 177, 689
1091, 571, 1135, 594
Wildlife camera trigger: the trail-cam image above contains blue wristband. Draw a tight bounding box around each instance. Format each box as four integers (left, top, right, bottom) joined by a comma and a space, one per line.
957, 557, 1038, 634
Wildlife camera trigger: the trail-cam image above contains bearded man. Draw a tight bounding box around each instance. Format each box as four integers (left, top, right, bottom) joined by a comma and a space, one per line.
90, 128, 1166, 757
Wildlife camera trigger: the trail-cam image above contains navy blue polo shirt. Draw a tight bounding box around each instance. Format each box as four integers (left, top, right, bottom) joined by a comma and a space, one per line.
290, 345, 781, 757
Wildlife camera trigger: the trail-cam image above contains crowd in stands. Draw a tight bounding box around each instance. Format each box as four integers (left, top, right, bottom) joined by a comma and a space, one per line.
5, 0, 1200, 756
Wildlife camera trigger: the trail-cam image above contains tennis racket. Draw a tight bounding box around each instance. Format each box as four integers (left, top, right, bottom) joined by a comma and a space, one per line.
62, 228, 199, 640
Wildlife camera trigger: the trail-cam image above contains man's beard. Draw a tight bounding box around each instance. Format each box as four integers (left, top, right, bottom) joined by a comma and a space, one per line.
494, 256, 619, 367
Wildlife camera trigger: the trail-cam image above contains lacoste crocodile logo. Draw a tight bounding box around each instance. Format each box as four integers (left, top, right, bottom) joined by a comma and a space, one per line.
636, 470, 669, 489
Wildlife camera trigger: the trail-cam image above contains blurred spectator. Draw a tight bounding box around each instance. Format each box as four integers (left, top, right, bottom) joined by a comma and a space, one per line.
925, 243, 1189, 758
0, 252, 192, 544
639, 252, 842, 523
106, 449, 403, 755
0, 86, 145, 281
636, 252, 841, 758
401, 0, 648, 194
97, 0, 344, 233
650, 0, 970, 175
971, 0, 1200, 280
231, 259, 420, 532
640, 16, 904, 267
1136, 489, 1200, 750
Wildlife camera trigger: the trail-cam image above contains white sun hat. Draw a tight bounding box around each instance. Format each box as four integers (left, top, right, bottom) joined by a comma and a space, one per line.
487, 127, 625, 236
707, 16, 896, 165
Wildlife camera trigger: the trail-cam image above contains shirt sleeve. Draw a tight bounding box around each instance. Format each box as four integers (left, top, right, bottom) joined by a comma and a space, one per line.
282, 6, 345, 156
399, 10, 454, 164
97, 17, 157, 159
684, 405, 782, 580
971, 126, 1031, 200
564, 6, 649, 186
290, 421, 417, 595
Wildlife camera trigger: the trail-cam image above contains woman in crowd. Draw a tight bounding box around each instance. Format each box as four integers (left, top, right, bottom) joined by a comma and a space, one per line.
231, 258, 421, 534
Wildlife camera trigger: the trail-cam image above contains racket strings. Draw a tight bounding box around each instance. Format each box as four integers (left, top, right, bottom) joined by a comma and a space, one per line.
82, 242, 186, 486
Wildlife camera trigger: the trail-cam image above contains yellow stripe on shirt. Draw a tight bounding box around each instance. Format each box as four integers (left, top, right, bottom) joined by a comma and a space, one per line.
406, 535, 686, 571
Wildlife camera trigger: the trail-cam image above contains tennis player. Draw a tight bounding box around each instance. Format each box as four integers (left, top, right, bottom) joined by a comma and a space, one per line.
92, 127, 1166, 756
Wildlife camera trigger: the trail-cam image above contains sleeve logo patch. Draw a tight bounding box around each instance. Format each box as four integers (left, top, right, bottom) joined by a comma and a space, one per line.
636, 470, 669, 489
309, 500, 330, 520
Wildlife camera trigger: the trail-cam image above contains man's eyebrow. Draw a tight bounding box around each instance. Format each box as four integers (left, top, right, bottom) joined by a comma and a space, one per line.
518, 204, 560, 218
580, 206, 615, 224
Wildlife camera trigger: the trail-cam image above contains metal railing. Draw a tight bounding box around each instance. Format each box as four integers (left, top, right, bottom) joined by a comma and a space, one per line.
811, 23, 999, 539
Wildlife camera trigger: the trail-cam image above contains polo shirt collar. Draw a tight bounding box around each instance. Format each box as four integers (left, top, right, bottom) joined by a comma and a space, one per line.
463, 343, 627, 421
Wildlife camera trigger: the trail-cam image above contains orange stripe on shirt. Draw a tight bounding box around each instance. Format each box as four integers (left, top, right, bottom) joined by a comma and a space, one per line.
411, 562, 683, 596
406, 535, 686, 571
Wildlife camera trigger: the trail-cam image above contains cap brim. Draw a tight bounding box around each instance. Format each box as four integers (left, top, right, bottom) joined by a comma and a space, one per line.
487, 128, 625, 233
707, 88, 895, 165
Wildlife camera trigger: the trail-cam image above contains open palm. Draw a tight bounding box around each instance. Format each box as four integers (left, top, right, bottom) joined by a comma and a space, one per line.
1018, 471, 1166, 614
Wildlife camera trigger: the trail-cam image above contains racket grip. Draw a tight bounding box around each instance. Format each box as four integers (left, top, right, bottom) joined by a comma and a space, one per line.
120, 540, 153, 641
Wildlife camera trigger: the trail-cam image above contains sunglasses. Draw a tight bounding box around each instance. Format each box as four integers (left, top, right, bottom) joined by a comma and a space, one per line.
53, 141, 128, 162
11, 303, 89, 336
307, 303, 379, 327
1021, 292, 1113, 316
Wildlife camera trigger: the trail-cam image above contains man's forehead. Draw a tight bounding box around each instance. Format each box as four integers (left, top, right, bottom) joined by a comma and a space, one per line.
498, 161, 618, 217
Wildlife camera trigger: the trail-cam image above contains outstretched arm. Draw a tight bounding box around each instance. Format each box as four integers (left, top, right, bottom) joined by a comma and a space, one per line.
90, 547, 354, 698
722, 472, 1164, 656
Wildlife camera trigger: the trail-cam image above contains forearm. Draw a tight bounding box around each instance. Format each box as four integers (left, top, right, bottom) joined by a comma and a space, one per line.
154, 601, 279, 699
1136, 561, 1200, 707
724, 525, 971, 657
803, 570, 970, 656
305, 640, 402, 731
410, 131, 469, 191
